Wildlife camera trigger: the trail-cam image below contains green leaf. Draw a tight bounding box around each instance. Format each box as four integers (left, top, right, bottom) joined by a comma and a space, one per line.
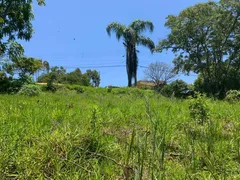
0, 17, 4, 23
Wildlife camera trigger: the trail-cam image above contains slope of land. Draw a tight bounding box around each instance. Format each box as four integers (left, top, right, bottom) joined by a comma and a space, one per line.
0, 88, 239, 179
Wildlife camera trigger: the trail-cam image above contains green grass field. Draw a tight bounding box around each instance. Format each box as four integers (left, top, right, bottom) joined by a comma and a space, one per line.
0, 88, 240, 179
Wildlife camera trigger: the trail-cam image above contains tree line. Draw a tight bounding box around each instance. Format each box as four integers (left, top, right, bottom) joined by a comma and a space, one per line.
37, 66, 100, 87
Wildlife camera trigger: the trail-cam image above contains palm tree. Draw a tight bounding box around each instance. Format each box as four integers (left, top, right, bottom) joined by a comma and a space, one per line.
107, 20, 155, 87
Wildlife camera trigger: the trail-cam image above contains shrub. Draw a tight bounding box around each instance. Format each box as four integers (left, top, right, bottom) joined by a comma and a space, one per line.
0, 75, 35, 94
107, 86, 113, 93
18, 84, 41, 96
160, 80, 189, 98
189, 93, 209, 124
225, 90, 240, 103
0, 79, 26, 94
76, 87, 85, 94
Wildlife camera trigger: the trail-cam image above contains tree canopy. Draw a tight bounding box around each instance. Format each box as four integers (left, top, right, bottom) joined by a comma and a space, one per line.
37, 67, 100, 87
0, 0, 45, 58
156, 0, 240, 97
86, 70, 101, 87
0, 0, 45, 93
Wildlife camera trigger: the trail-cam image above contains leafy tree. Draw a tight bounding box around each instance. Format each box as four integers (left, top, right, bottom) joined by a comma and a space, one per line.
65, 68, 82, 85
156, 0, 240, 98
81, 74, 91, 86
0, 0, 45, 58
86, 70, 100, 87
144, 62, 177, 88
12, 57, 43, 77
0, 56, 42, 93
37, 66, 65, 83
37, 67, 93, 87
107, 20, 155, 87
0, 0, 45, 93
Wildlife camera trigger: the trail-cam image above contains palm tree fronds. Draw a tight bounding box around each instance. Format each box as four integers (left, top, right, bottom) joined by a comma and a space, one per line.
129, 20, 154, 34
106, 22, 126, 41
123, 28, 137, 43
106, 20, 155, 87
138, 36, 155, 53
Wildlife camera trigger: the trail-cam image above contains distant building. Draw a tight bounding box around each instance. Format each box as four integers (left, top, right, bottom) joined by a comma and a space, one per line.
137, 80, 155, 88
137, 80, 166, 89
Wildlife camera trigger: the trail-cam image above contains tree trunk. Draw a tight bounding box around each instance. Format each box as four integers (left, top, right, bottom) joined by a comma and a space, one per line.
127, 61, 132, 87
126, 46, 132, 87
134, 75, 137, 87
128, 75, 132, 87
132, 45, 138, 87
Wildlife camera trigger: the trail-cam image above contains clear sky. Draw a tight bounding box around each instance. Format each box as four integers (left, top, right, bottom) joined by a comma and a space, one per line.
21, 0, 208, 87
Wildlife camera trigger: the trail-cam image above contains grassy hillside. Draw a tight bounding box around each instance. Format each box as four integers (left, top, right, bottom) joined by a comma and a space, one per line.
0, 88, 240, 179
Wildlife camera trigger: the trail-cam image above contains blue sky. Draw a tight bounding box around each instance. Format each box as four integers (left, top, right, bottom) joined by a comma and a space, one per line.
21, 0, 207, 87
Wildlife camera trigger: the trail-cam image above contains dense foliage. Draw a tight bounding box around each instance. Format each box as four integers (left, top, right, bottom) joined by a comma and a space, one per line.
0, 0, 45, 57
156, 0, 240, 98
160, 80, 190, 98
37, 67, 100, 87
225, 90, 240, 103
0, 0, 45, 93
18, 84, 41, 96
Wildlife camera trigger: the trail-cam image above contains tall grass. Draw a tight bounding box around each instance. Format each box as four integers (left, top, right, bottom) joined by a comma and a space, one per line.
0, 88, 240, 179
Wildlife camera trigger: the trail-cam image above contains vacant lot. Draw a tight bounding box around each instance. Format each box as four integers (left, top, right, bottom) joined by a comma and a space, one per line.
0, 88, 240, 179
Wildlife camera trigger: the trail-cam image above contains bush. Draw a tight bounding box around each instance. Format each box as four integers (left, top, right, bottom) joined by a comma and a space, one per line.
46, 80, 57, 92
225, 90, 240, 103
0, 75, 35, 94
107, 86, 113, 93
76, 87, 85, 94
0, 79, 25, 94
160, 80, 189, 98
189, 93, 209, 124
18, 84, 42, 96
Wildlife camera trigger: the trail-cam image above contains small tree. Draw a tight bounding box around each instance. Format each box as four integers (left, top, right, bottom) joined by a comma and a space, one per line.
86, 70, 101, 87
144, 62, 177, 88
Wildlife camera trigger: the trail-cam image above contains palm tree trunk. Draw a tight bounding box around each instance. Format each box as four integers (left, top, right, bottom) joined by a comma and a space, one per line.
126, 46, 132, 87
134, 75, 137, 87
132, 46, 138, 87
128, 74, 132, 87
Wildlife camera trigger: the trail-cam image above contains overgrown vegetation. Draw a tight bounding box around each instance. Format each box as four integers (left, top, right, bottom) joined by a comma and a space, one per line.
1, 0, 240, 178
160, 80, 192, 98
18, 84, 41, 96
225, 90, 240, 103
0, 88, 240, 179
156, 0, 240, 98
